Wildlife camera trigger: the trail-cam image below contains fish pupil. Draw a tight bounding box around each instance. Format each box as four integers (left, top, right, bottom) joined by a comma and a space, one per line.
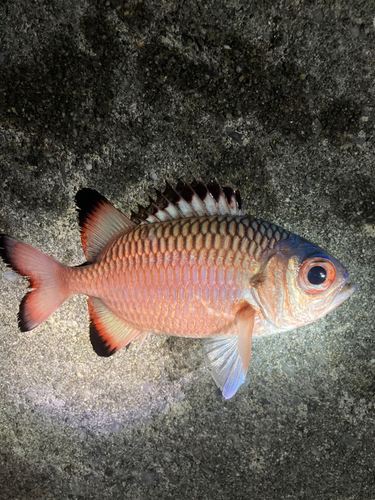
308, 266, 327, 285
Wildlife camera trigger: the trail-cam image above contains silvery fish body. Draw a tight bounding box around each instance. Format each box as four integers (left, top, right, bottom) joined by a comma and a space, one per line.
0, 180, 356, 398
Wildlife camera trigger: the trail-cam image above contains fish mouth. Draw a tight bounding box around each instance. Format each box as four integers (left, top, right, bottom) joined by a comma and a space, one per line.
328, 282, 357, 312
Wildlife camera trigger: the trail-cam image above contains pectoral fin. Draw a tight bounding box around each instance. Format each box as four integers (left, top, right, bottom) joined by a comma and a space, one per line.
236, 303, 255, 373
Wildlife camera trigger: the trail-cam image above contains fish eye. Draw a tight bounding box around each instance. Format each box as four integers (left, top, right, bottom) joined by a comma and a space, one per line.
307, 266, 327, 285
298, 258, 336, 294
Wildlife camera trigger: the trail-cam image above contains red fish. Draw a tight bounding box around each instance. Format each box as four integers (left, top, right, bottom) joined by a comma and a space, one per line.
0, 181, 356, 398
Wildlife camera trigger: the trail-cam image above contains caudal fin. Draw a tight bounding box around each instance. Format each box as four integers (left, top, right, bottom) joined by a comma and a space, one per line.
0, 234, 70, 331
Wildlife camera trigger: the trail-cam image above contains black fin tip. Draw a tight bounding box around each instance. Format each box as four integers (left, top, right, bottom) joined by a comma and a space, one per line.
89, 322, 117, 357
75, 188, 109, 228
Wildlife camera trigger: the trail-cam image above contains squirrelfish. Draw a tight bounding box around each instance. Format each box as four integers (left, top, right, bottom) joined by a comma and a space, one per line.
0, 180, 356, 398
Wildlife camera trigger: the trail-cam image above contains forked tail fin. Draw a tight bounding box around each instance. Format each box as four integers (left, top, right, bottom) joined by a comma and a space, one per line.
0, 234, 70, 331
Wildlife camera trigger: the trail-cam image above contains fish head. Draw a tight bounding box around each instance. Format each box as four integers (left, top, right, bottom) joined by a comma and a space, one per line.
252, 237, 356, 329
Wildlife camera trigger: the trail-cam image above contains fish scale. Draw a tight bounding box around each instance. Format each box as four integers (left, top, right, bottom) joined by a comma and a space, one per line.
70, 216, 289, 337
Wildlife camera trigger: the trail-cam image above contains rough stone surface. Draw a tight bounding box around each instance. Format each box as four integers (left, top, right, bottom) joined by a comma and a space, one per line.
0, 1, 374, 499
2, 271, 19, 283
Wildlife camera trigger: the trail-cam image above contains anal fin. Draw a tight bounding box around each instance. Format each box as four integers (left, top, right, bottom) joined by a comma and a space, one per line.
87, 297, 141, 357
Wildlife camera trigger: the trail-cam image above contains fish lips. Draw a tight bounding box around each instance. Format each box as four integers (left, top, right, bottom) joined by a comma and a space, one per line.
326, 280, 357, 314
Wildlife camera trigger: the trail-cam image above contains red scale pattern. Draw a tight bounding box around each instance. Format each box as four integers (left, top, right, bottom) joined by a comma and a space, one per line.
73, 216, 288, 338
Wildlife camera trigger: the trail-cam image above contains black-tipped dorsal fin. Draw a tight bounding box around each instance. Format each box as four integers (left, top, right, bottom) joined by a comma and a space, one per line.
88, 297, 141, 357
130, 180, 242, 224
76, 189, 135, 262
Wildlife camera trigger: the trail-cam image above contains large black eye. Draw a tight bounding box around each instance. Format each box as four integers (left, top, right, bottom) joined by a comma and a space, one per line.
299, 258, 336, 293
307, 266, 327, 285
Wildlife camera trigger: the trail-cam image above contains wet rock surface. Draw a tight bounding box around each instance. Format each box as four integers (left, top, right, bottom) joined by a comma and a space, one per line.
0, 1, 374, 498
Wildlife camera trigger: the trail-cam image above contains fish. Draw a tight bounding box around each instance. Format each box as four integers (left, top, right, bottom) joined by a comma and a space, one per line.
0, 180, 356, 398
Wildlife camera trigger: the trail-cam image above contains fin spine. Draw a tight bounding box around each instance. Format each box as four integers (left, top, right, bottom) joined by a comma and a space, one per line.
131, 180, 243, 223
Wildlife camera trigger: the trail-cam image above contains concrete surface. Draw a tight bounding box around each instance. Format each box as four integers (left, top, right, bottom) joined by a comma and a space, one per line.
0, 0, 374, 498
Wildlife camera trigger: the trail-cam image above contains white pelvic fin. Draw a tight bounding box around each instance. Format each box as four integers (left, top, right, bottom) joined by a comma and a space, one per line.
136, 331, 150, 352
203, 336, 247, 399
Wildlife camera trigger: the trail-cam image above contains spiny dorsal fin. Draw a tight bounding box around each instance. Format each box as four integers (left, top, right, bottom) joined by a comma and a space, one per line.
76, 188, 135, 262
130, 179, 242, 224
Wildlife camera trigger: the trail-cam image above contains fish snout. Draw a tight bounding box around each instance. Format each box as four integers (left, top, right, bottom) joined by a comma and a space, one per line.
328, 281, 356, 312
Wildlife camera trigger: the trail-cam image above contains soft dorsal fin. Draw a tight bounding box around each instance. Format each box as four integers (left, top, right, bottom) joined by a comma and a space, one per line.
130, 179, 242, 224
75, 189, 135, 262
